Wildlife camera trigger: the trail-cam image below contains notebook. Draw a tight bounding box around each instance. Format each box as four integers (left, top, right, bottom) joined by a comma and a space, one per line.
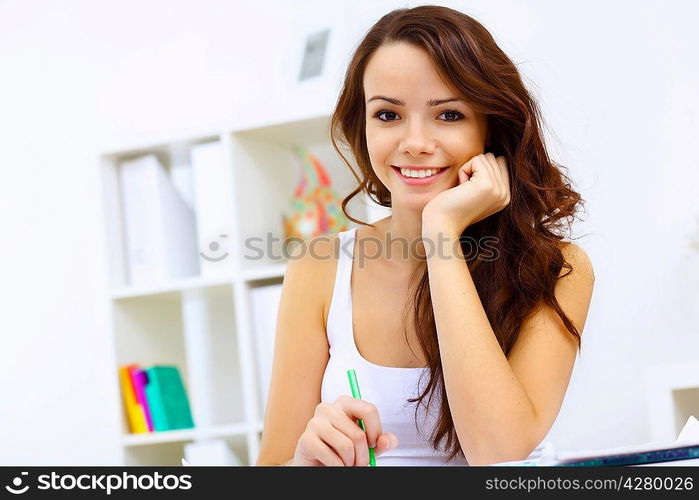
551, 440, 699, 466
493, 415, 699, 467
550, 415, 699, 466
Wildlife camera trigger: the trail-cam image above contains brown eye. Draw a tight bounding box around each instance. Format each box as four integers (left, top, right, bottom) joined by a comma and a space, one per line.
375, 110, 399, 122
439, 110, 464, 122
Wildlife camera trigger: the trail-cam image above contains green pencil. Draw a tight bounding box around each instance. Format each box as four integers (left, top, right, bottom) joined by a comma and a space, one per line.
346, 369, 376, 466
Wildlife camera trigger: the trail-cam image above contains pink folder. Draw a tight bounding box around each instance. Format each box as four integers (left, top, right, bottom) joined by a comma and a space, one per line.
128, 365, 154, 432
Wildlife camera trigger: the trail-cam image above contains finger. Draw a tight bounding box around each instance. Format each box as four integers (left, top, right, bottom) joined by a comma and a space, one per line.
458, 159, 474, 185
315, 402, 368, 465
329, 411, 373, 466
306, 434, 345, 466
484, 152, 506, 200
334, 395, 383, 450
374, 432, 399, 456
466, 155, 490, 191
496, 156, 511, 200
460, 155, 482, 184
486, 152, 504, 186
458, 167, 469, 185
460, 155, 476, 178
483, 152, 499, 186
310, 419, 357, 466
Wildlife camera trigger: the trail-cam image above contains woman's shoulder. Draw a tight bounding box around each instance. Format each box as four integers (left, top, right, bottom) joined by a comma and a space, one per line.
286, 232, 342, 266
558, 241, 595, 283
286, 232, 344, 329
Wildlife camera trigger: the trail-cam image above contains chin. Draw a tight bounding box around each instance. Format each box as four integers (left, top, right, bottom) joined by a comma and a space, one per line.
392, 195, 432, 213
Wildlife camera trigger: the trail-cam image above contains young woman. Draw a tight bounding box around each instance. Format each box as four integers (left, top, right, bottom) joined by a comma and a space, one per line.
257, 5, 594, 466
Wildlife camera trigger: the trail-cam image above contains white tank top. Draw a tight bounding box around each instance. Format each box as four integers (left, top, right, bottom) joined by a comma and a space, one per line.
321, 227, 470, 466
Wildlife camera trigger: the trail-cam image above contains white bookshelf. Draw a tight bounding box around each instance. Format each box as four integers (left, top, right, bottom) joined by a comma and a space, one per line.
99, 111, 389, 465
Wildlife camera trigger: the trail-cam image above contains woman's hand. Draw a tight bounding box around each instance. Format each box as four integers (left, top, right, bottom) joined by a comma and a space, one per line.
292, 395, 399, 466
422, 152, 511, 236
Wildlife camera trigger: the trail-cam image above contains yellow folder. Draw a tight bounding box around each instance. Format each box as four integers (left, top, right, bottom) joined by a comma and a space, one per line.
119, 364, 149, 433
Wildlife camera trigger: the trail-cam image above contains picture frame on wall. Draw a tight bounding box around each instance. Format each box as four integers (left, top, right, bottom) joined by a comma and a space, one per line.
278, 15, 355, 106
298, 28, 331, 82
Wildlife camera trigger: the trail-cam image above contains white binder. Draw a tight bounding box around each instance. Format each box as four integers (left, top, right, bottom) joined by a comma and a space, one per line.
119, 154, 199, 285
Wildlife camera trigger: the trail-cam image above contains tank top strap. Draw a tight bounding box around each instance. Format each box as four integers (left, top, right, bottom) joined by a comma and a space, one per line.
325, 227, 358, 356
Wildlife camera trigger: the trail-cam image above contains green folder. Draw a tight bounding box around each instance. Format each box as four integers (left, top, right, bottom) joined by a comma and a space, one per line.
144, 365, 195, 431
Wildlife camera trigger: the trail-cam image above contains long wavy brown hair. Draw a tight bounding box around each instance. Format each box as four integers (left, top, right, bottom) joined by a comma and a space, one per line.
329, 6, 585, 462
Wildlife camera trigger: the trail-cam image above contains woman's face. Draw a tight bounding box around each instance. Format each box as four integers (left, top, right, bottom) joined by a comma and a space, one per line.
363, 42, 488, 211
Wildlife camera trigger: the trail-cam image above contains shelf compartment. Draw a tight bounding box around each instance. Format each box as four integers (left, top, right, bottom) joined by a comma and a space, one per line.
229, 114, 368, 273
181, 286, 245, 428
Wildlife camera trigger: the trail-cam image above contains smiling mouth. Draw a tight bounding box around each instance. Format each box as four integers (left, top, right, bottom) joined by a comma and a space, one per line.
391, 166, 449, 182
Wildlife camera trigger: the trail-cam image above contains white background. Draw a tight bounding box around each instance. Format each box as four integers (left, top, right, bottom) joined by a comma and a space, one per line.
1, 0, 698, 464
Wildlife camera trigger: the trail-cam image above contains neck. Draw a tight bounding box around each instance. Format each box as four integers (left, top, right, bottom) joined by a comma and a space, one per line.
373, 205, 427, 267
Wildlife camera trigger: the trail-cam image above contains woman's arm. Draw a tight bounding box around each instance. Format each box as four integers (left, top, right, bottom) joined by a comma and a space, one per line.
255, 237, 335, 465
422, 219, 594, 465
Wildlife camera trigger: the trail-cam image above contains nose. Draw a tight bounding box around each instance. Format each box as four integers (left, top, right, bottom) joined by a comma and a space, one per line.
398, 119, 436, 156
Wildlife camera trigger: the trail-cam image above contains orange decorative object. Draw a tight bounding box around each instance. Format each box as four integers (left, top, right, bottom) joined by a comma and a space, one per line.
282, 145, 349, 241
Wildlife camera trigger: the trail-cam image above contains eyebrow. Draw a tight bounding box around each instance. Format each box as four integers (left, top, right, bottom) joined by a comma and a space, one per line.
366, 95, 464, 106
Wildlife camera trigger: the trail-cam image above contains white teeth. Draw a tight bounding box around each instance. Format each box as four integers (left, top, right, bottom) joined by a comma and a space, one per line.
399, 168, 441, 178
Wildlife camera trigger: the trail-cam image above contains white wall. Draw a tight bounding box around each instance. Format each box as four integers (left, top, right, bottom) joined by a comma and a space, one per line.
0, 0, 697, 464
